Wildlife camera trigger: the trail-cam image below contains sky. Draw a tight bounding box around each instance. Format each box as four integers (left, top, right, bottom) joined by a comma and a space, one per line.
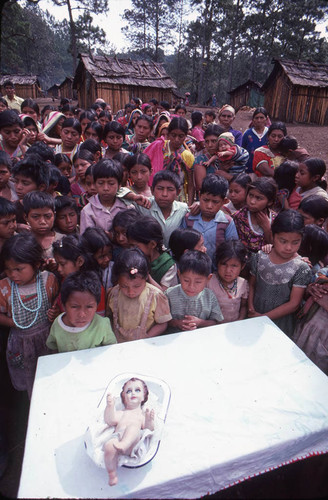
23, 0, 327, 52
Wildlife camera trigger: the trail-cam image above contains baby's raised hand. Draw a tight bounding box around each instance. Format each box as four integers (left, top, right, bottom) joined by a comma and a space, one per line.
106, 393, 115, 407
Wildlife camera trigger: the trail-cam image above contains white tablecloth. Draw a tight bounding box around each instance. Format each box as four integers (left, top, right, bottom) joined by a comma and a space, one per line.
18, 317, 328, 499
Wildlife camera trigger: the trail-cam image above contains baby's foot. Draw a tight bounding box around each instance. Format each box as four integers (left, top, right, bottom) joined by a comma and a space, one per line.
145, 408, 155, 431
108, 470, 118, 486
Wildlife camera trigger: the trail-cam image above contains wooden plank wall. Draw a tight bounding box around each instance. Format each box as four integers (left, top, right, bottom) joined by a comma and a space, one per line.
4, 84, 37, 100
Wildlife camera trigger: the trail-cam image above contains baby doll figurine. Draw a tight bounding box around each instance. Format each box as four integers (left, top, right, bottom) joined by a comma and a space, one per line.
103, 377, 155, 486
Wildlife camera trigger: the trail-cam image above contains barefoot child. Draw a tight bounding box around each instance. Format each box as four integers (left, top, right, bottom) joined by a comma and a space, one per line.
104, 377, 155, 486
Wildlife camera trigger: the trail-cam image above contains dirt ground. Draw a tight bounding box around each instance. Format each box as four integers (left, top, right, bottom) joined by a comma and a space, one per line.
36, 98, 328, 164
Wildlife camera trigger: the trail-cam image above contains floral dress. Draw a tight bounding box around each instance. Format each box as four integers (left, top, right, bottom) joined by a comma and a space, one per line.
250, 251, 312, 337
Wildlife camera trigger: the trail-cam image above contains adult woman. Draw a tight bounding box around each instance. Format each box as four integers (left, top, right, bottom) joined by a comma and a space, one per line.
242, 107, 270, 174
253, 122, 287, 177
217, 104, 242, 145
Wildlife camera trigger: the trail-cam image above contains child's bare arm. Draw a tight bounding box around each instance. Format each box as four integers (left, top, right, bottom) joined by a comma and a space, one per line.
238, 298, 248, 320
0, 313, 14, 328
248, 275, 256, 316
147, 322, 168, 337
104, 393, 120, 426
262, 286, 306, 320
203, 154, 217, 167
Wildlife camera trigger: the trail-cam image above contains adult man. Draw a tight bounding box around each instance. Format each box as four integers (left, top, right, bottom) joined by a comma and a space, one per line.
2, 80, 24, 111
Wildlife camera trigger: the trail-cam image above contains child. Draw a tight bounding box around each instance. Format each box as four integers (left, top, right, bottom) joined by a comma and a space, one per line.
203, 109, 216, 129
79, 110, 97, 140
0, 110, 26, 159
79, 138, 103, 163
136, 170, 189, 248
279, 135, 310, 163
248, 210, 312, 337
233, 177, 277, 253
79, 159, 131, 234
252, 122, 286, 177
273, 160, 301, 210
0, 151, 17, 201
124, 153, 152, 197
127, 216, 178, 290
106, 248, 171, 342
0, 234, 59, 397
298, 224, 328, 275
194, 125, 224, 192
12, 154, 49, 226
80, 227, 114, 292
71, 149, 94, 200
203, 132, 249, 178
77, 164, 98, 207
190, 111, 205, 151
165, 250, 223, 332
0, 197, 17, 250
126, 115, 152, 153
46, 270, 116, 353
104, 377, 155, 486
55, 118, 81, 161
298, 195, 328, 227
293, 268, 328, 375
224, 173, 251, 215
19, 114, 38, 146
169, 227, 206, 262
84, 121, 103, 143
54, 196, 79, 235
208, 240, 249, 323
103, 122, 128, 159
295, 158, 328, 201
22, 191, 62, 262
111, 209, 139, 258
182, 174, 238, 263
21, 98, 40, 128
54, 153, 72, 180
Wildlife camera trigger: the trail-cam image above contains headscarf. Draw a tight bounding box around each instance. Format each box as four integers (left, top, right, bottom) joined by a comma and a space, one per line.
153, 112, 170, 138
42, 111, 65, 135
218, 104, 235, 117
126, 108, 142, 133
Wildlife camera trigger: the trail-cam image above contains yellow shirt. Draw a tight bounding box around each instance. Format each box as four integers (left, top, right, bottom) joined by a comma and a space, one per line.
4, 94, 24, 111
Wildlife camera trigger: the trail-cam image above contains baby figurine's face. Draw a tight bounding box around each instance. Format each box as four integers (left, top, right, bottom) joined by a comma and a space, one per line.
122, 380, 145, 409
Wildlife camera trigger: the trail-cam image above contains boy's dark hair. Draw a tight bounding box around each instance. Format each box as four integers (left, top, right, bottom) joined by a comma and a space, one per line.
72, 149, 94, 164
0, 151, 12, 170
178, 249, 212, 277
112, 209, 139, 230
191, 111, 203, 128
200, 174, 228, 198
112, 247, 150, 283
271, 209, 304, 236
152, 170, 181, 191
48, 165, 63, 187
204, 124, 225, 138
23, 190, 55, 215
204, 109, 216, 119
0, 109, 23, 130
215, 240, 248, 267
79, 138, 102, 157
3, 80, 14, 88
149, 98, 158, 106
114, 152, 130, 166
169, 227, 202, 262
0, 196, 16, 217
103, 121, 125, 140
61, 270, 102, 305
92, 158, 123, 183
0, 233, 43, 272
25, 142, 55, 163
298, 195, 328, 222
12, 154, 50, 188
55, 195, 79, 215
160, 101, 170, 111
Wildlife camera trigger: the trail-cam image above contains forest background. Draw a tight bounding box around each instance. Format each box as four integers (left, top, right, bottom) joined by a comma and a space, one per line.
1, 0, 328, 106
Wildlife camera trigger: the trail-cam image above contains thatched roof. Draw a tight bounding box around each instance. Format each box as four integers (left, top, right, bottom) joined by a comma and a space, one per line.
74, 53, 177, 90
0, 74, 40, 86
228, 79, 262, 95
262, 59, 328, 90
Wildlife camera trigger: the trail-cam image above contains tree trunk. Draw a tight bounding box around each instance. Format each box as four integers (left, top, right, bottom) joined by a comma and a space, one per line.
66, 0, 77, 74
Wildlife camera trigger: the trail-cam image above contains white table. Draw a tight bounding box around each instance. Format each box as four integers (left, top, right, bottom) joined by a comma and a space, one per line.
18, 317, 328, 499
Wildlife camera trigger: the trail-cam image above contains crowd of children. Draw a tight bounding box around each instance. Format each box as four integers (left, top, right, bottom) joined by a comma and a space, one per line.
0, 88, 327, 416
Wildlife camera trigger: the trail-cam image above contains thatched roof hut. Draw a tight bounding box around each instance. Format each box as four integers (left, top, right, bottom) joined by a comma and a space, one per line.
228, 80, 264, 110
0, 74, 42, 99
73, 53, 177, 111
262, 59, 328, 125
